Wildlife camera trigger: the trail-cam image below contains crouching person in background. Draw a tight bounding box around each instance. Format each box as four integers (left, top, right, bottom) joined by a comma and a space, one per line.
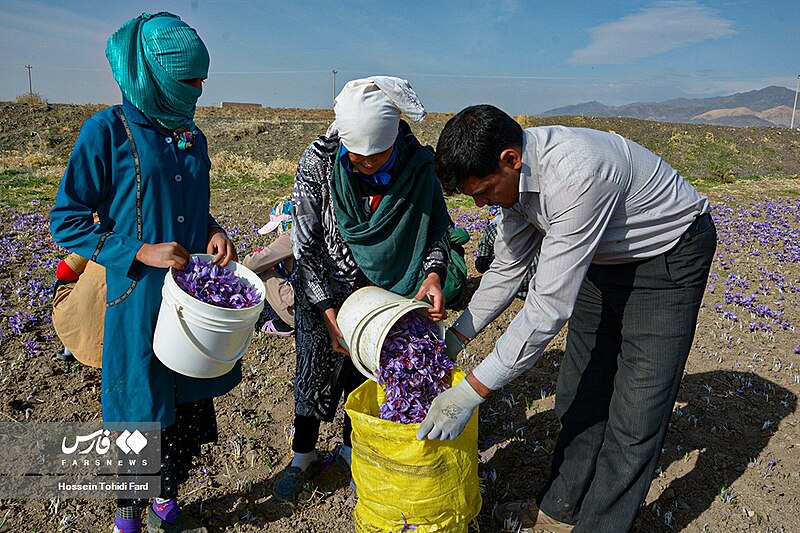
52, 253, 105, 367
474, 205, 539, 301
241, 199, 296, 336
50, 12, 238, 533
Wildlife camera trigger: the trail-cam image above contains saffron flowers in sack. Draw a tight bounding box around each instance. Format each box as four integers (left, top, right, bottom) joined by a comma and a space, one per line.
345, 368, 481, 533
345, 310, 480, 533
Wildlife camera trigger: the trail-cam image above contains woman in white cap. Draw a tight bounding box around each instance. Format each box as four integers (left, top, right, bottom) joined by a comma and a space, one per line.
275, 76, 457, 501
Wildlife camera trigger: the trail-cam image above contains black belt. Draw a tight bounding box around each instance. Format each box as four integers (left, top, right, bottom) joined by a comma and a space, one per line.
684, 213, 713, 239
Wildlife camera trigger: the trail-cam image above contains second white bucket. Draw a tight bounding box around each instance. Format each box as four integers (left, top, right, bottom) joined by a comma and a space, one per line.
153, 254, 266, 379
337, 286, 445, 381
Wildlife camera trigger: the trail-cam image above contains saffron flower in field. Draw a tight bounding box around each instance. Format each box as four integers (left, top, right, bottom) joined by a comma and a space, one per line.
174, 257, 261, 309
377, 312, 453, 424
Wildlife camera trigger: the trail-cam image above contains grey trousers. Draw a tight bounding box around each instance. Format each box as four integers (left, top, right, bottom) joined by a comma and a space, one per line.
538, 214, 716, 533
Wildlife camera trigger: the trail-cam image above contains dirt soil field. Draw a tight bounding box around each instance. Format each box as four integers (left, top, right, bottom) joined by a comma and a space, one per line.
1, 103, 799, 532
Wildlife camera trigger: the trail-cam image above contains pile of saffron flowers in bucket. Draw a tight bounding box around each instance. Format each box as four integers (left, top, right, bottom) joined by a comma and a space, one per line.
377, 312, 453, 424
175, 257, 261, 309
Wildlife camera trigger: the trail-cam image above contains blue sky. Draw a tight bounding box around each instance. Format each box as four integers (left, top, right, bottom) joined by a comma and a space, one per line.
0, 0, 797, 115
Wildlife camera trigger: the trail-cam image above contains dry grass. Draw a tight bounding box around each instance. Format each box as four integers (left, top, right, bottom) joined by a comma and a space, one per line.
266, 158, 297, 177
0, 151, 65, 179
212, 150, 271, 181
211, 152, 296, 183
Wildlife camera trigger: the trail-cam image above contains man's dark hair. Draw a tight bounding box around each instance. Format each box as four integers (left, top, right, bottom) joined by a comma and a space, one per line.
434, 104, 523, 194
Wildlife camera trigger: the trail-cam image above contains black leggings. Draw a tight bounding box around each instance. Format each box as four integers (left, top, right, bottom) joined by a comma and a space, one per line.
291, 358, 366, 454
118, 398, 217, 509
292, 412, 353, 454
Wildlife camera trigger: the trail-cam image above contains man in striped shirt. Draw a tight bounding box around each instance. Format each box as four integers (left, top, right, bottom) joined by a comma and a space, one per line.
417, 105, 716, 533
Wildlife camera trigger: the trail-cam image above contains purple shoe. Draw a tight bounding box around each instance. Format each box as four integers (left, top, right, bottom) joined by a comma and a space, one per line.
260, 318, 294, 336
114, 515, 142, 533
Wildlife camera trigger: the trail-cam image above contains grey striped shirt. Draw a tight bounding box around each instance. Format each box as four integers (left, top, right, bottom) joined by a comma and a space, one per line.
453, 126, 711, 390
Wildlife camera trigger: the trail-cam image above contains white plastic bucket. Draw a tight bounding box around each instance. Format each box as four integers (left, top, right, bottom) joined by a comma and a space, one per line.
153, 254, 266, 379
337, 286, 445, 381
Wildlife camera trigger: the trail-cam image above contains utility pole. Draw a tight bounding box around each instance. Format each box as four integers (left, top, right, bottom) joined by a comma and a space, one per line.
25, 65, 33, 95
791, 74, 800, 130
332, 69, 337, 108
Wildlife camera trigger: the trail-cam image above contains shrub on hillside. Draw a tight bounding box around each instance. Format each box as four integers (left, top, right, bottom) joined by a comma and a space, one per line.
706, 158, 737, 184
14, 92, 48, 105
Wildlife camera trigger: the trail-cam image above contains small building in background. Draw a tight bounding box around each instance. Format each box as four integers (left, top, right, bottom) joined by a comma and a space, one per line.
219, 102, 262, 109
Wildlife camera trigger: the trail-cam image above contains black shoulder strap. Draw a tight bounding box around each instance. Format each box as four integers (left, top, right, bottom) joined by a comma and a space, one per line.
116, 105, 143, 241
106, 105, 142, 307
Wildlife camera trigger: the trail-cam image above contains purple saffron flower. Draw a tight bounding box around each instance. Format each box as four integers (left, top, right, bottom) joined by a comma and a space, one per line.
174, 257, 261, 309
376, 312, 453, 423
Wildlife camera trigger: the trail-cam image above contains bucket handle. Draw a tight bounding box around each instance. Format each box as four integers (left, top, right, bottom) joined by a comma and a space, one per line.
169, 301, 252, 364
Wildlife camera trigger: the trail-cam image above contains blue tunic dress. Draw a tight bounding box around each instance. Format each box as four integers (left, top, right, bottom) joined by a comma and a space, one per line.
50, 99, 242, 427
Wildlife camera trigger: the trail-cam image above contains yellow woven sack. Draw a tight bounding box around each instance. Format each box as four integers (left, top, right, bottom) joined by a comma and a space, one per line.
344, 368, 481, 532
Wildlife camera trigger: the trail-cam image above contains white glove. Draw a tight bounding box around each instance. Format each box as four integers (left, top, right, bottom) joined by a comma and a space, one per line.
444, 328, 466, 361
416, 379, 484, 441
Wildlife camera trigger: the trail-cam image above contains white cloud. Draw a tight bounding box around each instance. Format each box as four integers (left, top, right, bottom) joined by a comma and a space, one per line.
0, 0, 112, 46
569, 1, 735, 65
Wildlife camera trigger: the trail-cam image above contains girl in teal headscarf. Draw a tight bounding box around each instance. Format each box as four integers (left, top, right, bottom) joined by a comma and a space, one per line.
106, 11, 208, 138
51, 12, 236, 533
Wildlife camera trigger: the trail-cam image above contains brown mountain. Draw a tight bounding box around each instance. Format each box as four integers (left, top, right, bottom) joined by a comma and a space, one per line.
540, 86, 798, 128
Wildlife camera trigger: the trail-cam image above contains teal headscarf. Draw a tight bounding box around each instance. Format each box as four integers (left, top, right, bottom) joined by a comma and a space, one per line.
106, 12, 209, 131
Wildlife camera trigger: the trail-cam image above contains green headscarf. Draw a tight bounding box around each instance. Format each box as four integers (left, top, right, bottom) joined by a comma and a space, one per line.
331, 139, 450, 296
106, 12, 209, 131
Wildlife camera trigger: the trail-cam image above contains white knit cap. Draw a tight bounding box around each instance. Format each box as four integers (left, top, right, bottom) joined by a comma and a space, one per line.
333, 76, 426, 156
